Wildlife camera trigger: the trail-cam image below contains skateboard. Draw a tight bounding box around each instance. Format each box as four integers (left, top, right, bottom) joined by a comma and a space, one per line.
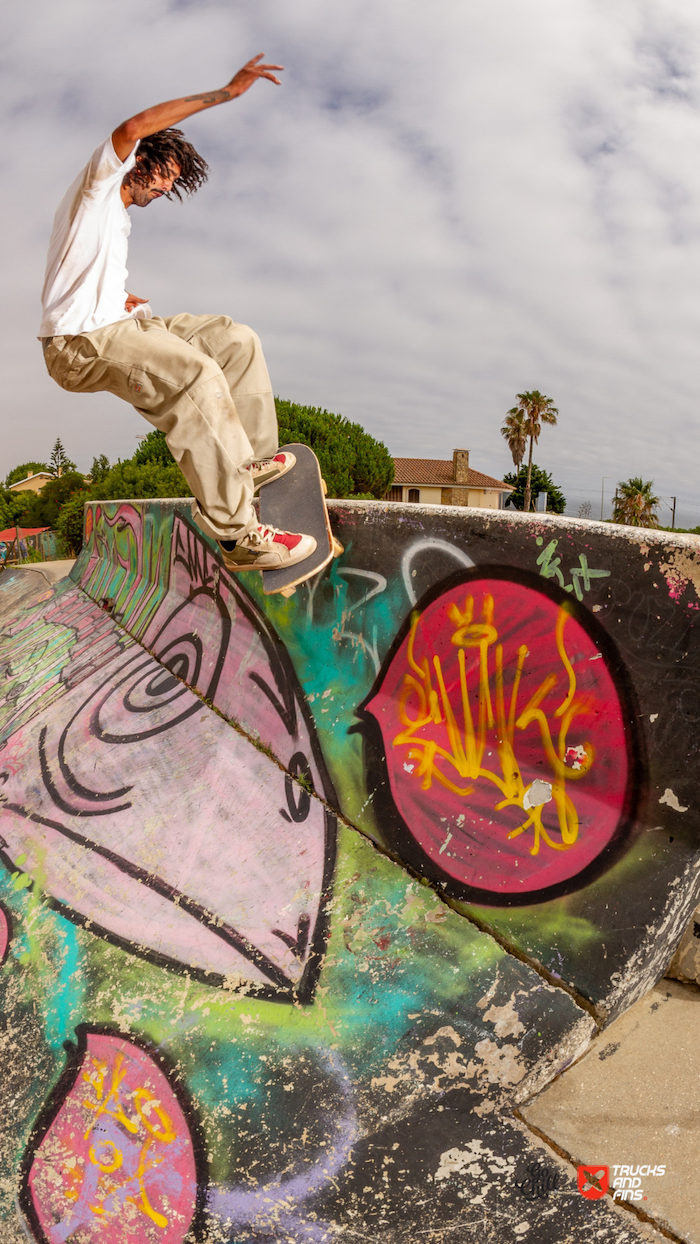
259, 442, 343, 596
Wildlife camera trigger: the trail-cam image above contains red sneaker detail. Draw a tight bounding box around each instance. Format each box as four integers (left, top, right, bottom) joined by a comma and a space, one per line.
272, 529, 302, 551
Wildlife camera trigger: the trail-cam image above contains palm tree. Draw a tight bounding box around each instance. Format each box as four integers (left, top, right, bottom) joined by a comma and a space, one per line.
501, 409, 528, 471
502, 391, 558, 513
612, 478, 660, 528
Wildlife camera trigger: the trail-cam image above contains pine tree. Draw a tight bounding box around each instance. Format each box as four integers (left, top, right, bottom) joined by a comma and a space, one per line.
49, 438, 76, 478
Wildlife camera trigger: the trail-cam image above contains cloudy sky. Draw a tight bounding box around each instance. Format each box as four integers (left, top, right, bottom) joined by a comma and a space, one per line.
3, 0, 700, 522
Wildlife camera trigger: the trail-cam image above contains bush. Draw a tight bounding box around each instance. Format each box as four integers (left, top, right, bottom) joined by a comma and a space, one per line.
92, 459, 191, 501
503, 464, 566, 514
55, 491, 91, 556
275, 400, 393, 499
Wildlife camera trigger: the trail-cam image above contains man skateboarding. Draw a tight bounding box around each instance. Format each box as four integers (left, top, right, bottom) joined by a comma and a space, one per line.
39, 55, 316, 573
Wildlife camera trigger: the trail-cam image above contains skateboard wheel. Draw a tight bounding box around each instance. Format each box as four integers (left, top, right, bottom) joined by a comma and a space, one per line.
321, 478, 328, 496
332, 537, 344, 558
280, 585, 296, 598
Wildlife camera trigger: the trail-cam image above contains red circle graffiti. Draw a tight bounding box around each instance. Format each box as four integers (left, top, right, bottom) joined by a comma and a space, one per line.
365, 577, 630, 898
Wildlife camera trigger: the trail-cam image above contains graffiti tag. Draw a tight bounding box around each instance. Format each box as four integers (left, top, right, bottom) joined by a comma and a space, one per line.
536, 539, 610, 601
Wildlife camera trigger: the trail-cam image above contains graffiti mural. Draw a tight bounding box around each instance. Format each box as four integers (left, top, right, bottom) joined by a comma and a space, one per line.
2, 497, 700, 1243
23, 1028, 203, 1244
0, 523, 336, 999
359, 568, 642, 905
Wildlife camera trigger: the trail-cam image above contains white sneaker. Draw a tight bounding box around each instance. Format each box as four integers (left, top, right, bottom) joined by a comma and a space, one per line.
219, 523, 316, 571
244, 452, 296, 491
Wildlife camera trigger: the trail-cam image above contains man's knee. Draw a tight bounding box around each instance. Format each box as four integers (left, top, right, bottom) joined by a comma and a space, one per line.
219, 318, 259, 354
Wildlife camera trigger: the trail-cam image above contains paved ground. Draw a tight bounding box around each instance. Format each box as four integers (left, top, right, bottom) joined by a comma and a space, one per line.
521, 977, 700, 1243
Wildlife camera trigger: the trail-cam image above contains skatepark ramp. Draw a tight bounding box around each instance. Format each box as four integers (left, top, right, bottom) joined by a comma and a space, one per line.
1, 496, 699, 1243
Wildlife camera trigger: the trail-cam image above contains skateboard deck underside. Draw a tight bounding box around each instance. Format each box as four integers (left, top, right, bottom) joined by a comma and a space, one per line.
260, 443, 334, 595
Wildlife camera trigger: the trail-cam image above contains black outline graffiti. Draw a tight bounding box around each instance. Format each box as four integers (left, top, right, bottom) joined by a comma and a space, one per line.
18, 1024, 209, 1244
0, 898, 11, 968
0, 510, 338, 1005
356, 565, 647, 908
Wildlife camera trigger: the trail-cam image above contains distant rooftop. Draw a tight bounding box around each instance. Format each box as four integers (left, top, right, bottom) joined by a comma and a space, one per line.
392, 457, 512, 491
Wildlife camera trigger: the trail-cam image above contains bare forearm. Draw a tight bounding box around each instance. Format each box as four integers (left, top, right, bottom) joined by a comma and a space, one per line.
112, 55, 282, 160
113, 89, 230, 153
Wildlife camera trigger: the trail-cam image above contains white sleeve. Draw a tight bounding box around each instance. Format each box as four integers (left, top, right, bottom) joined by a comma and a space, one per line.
81, 136, 140, 200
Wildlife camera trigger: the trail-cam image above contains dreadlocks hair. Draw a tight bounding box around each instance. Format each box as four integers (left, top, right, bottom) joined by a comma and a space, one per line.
124, 127, 209, 201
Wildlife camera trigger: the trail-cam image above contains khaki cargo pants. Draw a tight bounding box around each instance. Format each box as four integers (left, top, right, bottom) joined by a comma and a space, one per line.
43, 313, 278, 541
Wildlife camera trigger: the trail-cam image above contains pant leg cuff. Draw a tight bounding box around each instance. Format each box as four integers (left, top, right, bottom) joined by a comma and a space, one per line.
189, 499, 258, 543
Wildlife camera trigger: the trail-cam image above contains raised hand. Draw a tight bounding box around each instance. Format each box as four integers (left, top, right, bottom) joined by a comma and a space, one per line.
226, 54, 284, 94
182, 56, 284, 107
113, 56, 284, 161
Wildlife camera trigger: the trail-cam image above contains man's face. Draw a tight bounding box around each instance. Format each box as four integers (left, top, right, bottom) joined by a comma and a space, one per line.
122, 159, 181, 208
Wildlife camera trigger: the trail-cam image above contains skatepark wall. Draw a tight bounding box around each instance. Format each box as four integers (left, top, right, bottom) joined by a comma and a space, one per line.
0, 496, 699, 1242
73, 497, 700, 1021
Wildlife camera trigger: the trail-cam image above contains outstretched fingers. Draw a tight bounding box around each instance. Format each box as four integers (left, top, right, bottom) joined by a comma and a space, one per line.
230, 54, 285, 90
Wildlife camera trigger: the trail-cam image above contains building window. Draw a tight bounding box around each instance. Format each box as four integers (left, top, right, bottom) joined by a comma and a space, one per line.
407, 489, 420, 503
386, 486, 402, 501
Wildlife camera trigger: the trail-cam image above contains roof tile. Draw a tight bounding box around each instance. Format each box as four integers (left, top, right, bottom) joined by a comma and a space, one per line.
392, 457, 512, 491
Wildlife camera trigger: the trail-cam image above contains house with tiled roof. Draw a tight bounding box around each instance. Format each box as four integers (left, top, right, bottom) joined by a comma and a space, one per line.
8, 471, 53, 494
386, 450, 513, 509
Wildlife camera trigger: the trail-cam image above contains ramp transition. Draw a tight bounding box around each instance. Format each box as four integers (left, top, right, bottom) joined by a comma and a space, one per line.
0, 496, 697, 1243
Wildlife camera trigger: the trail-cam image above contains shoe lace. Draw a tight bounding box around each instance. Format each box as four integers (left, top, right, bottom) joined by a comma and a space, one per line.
248, 523, 283, 546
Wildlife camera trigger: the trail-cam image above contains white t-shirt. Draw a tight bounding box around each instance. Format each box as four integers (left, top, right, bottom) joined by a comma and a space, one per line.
39, 136, 152, 338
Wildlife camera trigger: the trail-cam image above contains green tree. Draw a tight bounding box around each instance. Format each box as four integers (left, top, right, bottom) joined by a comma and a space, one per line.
90, 459, 191, 502
612, 478, 660, 528
89, 454, 111, 485
49, 437, 76, 478
55, 491, 91, 556
0, 493, 14, 531
5, 462, 49, 487
133, 431, 176, 468
275, 400, 393, 498
503, 464, 566, 515
503, 391, 558, 513
1, 487, 37, 527
19, 471, 87, 529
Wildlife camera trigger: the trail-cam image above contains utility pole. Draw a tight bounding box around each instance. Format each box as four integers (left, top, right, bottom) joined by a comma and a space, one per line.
671, 496, 676, 530
600, 477, 611, 521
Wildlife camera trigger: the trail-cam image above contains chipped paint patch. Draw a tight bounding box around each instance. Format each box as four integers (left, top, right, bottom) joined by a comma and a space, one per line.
659, 788, 688, 813
658, 548, 700, 603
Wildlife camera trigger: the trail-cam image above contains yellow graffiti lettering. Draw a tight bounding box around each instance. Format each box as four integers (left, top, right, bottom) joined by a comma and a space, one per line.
89, 1139, 123, 1174
126, 1136, 169, 1229
393, 595, 595, 855
133, 1089, 176, 1144
82, 1052, 139, 1139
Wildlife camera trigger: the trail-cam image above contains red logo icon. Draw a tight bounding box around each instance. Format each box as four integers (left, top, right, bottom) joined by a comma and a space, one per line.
578, 1165, 609, 1198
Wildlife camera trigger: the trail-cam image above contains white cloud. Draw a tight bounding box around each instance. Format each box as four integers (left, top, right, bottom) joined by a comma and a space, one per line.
2, 0, 700, 523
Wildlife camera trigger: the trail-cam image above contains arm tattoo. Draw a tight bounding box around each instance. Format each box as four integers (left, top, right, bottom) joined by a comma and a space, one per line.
183, 89, 231, 105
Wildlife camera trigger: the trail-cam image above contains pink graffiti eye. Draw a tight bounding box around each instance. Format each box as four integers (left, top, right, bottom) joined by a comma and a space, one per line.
23, 1030, 199, 1244
361, 571, 639, 905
